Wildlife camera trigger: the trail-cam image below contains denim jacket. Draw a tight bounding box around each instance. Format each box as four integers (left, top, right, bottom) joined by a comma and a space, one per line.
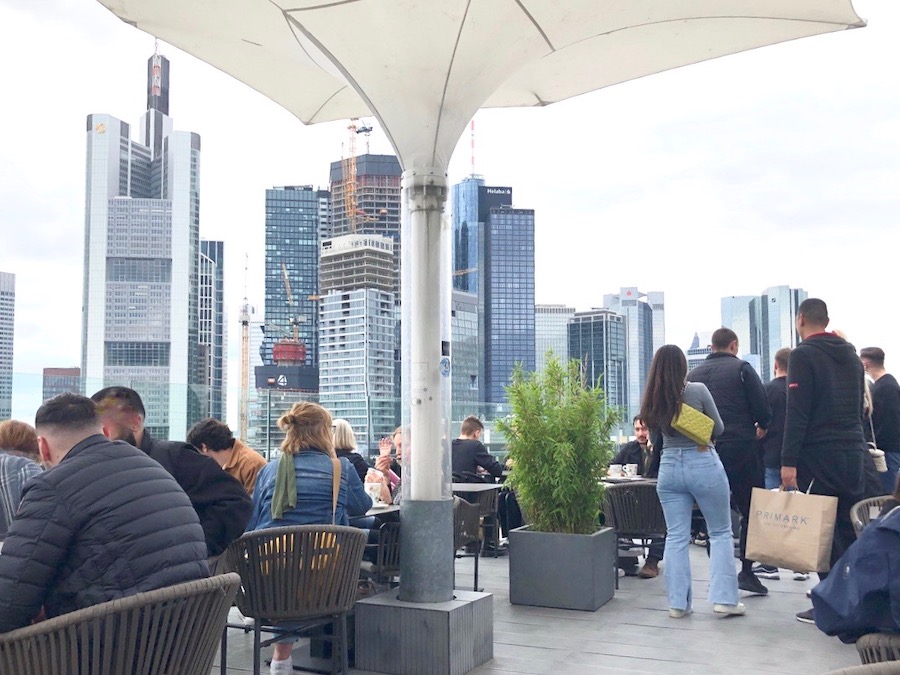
247, 450, 372, 531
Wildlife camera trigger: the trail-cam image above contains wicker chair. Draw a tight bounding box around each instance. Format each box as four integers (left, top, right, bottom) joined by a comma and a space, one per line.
602, 481, 667, 588
453, 497, 482, 591
361, 521, 401, 584
220, 525, 367, 675
851, 496, 893, 537
824, 663, 900, 674
0, 573, 240, 675
857, 633, 900, 665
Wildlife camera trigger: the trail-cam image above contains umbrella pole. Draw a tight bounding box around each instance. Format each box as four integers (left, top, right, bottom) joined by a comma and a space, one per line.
398, 168, 454, 603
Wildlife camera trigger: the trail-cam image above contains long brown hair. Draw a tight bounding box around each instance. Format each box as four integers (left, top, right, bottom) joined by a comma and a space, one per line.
278, 402, 335, 457
640, 345, 687, 435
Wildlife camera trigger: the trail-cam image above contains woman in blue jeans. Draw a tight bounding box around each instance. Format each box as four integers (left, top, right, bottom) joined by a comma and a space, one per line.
640, 345, 745, 618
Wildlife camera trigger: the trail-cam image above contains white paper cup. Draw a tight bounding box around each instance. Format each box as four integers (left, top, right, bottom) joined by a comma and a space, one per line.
364, 482, 382, 503
624, 464, 638, 477
608, 464, 623, 477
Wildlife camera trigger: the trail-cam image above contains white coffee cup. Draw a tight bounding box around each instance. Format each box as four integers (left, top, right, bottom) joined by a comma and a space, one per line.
624, 464, 638, 477
364, 482, 382, 503
608, 464, 623, 477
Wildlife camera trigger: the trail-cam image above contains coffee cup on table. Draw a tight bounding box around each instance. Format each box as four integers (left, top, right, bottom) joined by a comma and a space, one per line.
624, 464, 638, 477
608, 464, 623, 478
364, 482, 382, 504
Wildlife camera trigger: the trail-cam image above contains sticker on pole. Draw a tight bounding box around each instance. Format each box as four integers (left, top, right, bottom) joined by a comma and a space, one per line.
439, 357, 451, 378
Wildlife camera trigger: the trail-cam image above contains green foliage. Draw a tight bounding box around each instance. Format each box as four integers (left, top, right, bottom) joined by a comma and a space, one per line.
497, 354, 619, 535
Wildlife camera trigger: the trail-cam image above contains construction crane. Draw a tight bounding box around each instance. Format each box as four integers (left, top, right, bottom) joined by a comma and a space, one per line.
341, 118, 379, 236
238, 254, 252, 440
281, 262, 299, 341
276, 263, 307, 366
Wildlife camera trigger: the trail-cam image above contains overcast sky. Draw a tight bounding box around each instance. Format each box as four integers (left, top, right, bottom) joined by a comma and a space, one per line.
2, 1, 898, 425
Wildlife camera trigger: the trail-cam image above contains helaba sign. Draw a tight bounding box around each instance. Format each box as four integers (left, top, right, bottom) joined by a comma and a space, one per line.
484, 187, 511, 195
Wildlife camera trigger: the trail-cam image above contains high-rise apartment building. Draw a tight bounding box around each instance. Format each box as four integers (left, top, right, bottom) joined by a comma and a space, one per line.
483, 206, 536, 404
720, 285, 807, 381
199, 240, 226, 420
329, 155, 402, 240
451, 290, 480, 419
602, 288, 665, 422
0, 272, 13, 420
262, 186, 328, 369
319, 234, 397, 451
81, 52, 201, 439
535, 304, 576, 373
42, 368, 82, 402
568, 309, 627, 413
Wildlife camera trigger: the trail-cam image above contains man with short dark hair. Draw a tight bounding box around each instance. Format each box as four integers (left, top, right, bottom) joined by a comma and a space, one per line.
859, 347, 900, 493
187, 418, 267, 495
91, 387, 251, 559
452, 415, 503, 479
0, 394, 208, 633
782, 299, 866, 624
688, 326, 771, 595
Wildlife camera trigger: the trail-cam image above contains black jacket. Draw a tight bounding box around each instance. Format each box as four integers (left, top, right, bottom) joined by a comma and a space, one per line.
782, 333, 865, 497
611, 440, 659, 478
687, 352, 770, 445
0, 435, 208, 633
336, 449, 369, 482
871, 374, 900, 454
759, 376, 787, 469
139, 432, 252, 557
452, 438, 503, 479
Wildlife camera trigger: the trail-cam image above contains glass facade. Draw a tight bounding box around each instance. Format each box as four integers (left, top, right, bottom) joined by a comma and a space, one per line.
568, 309, 627, 414
42, 368, 81, 402
535, 304, 576, 374
200, 240, 226, 421
451, 178, 512, 295
0, 272, 13, 420
263, 186, 326, 369
483, 206, 535, 404
451, 290, 479, 419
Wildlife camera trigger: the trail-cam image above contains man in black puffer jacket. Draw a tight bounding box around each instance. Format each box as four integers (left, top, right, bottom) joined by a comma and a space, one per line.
0, 394, 208, 633
91, 387, 252, 559
781, 299, 866, 625
688, 326, 771, 595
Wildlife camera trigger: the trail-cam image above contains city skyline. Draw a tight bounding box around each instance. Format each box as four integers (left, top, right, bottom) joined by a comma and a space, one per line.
3, 1, 900, 425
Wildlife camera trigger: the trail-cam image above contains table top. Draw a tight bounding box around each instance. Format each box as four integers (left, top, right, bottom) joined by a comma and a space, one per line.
365, 504, 400, 517
602, 476, 657, 484
452, 482, 503, 492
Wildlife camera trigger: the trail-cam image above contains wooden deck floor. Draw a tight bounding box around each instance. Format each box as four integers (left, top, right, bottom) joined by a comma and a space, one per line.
216, 545, 860, 674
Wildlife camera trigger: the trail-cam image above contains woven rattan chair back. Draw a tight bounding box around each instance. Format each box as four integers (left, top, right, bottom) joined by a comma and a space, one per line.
374, 521, 401, 583
825, 663, 900, 674
851, 496, 893, 538
602, 482, 667, 539
0, 573, 240, 675
225, 525, 367, 623
857, 632, 900, 664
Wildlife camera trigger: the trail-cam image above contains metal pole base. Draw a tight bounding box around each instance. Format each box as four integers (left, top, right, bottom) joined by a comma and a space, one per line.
399, 499, 454, 603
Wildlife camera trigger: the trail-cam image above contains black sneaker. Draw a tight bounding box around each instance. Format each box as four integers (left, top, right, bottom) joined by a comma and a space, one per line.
738, 571, 769, 595
751, 564, 780, 580
796, 608, 815, 624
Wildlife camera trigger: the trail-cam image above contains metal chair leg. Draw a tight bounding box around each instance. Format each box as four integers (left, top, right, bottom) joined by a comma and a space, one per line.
339, 613, 349, 675
474, 541, 481, 591
253, 620, 262, 675
220, 624, 228, 675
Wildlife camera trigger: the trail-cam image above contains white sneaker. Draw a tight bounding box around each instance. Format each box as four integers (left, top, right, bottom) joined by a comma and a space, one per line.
714, 603, 746, 616
270, 657, 293, 675
793, 571, 810, 581
669, 607, 692, 618
242, 615, 256, 627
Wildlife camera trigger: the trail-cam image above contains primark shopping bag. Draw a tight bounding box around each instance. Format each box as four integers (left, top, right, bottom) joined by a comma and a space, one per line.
746, 487, 838, 573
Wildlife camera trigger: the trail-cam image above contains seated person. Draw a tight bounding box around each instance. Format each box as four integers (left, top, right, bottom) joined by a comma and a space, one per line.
0, 420, 43, 543
451, 416, 503, 480
187, 418, 267, 495
812, 476, 900, 643
333, 418, 370, 482
611, 417, 664, 580
0, 394, 208, 633
246, 401, 372, 675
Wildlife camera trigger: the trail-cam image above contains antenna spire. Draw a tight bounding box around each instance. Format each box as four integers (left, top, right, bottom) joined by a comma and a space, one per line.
470, 119, 476, 176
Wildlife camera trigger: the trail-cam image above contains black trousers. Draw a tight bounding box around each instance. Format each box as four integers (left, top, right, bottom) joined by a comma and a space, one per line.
717, 441, 763, 565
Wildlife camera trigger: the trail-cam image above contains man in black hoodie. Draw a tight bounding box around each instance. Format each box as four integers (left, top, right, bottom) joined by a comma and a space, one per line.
782, 299, 865, 624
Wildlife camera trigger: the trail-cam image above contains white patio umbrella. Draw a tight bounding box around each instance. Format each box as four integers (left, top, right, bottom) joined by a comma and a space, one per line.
98, 0, 863, 603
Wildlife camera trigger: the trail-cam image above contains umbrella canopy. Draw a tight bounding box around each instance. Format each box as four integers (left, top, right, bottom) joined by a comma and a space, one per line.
100, 0, 863, 171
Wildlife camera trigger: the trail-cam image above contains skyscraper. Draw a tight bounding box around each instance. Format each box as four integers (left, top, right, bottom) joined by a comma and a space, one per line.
483, 205, 536, 404
319, 235, 397, 451
686, 331, 714, 370
451, 290, 480, 419
42, 368, 81, 402
721, 295, 759, 361
535, 304, 576, 373
568, 309, 627, 413
81, 52, 201, 439
0, 272, 13, 420
451, 177, 512, 295
262, 186, 327, 369
329, 155, 402, 239
602, 288, 665, 422
199, 240, 226, 420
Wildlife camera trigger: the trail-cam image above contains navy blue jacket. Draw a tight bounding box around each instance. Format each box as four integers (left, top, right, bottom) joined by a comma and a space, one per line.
0, 435, 208, 633
812, 505, 900, 643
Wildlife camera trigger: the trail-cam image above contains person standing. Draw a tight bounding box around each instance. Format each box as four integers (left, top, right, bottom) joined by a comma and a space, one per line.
781, 299, 866, 624
859, 347, 900, 494
687, 327, 771, 595
641, 345, 744, 618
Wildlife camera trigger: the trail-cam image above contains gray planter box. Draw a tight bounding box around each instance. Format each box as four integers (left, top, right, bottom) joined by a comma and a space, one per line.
508, 525, 616, 611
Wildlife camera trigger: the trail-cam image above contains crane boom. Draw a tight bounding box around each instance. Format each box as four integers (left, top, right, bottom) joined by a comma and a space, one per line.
281, 262, 299, 341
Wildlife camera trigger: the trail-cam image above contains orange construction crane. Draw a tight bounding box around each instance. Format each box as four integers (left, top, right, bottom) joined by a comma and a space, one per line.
342, 119, 359, 234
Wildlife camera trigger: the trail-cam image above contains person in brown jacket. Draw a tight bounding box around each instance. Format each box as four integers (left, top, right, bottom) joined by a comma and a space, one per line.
187, 418, 267, 495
